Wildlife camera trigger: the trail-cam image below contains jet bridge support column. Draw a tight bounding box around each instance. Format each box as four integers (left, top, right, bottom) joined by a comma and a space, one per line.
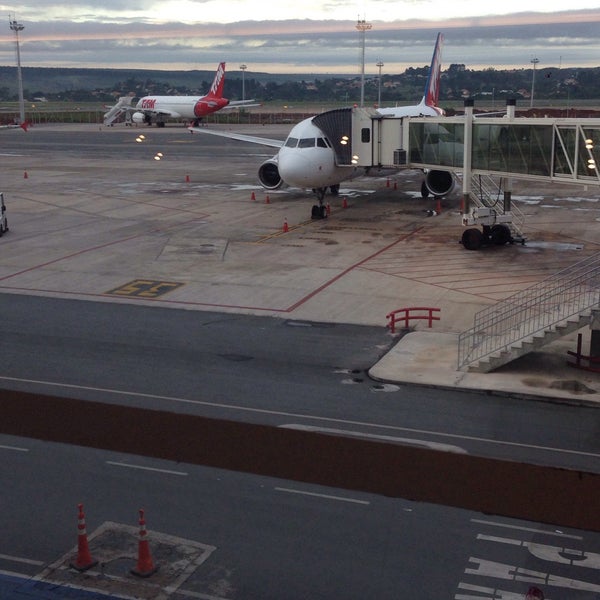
461, 98, 474, 215
503, 99, 516, 214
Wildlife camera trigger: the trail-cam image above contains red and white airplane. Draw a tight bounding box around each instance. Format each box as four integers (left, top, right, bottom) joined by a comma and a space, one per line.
104, 62, 258, 127
188, 34, 450, 216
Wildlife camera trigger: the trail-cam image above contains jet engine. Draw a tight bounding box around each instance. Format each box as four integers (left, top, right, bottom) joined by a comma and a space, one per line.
423, 169, 454, 197
258, 158, 284, 190
132, 112, 148, 125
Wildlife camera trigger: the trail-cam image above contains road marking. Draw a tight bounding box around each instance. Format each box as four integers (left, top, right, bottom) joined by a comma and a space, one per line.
471, 519, 583, 540
0, 444, 29, 452
106, 279, 184, 298
275, 487, 370, 505
0, 554, 44, 566
106, 461, 188, 476
280, 424, 467, 453
2, 375, 600, 464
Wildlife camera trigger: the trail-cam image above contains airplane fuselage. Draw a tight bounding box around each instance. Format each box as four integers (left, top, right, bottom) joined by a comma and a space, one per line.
135, 95, 230, 119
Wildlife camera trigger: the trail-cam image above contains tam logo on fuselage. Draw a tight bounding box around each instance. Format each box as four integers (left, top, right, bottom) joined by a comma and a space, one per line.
141, 98, 157, 109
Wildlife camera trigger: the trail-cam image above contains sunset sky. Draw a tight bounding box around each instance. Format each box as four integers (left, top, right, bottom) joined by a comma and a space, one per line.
0, 2, 599, 74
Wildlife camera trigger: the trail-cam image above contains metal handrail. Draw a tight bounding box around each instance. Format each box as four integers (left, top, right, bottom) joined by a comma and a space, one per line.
458, 252, 600, 369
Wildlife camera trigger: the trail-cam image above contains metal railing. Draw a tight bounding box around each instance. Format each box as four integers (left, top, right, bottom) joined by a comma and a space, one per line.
458, 252, 600, 369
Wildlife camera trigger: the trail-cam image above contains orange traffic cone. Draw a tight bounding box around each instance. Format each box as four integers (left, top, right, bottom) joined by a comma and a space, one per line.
342, 197, 348, 208
131, 509, 158, 578
386, 177, 390, 188
185, 174, 190, 183
436, 198, 442, 213
326, 203, 331, 216
283, 218, 289, 233
393, 180, 397, 190
265, 195, 270, 204
23, 171, 28, 179
70, 503, 98, 572
251, 191, 256, 201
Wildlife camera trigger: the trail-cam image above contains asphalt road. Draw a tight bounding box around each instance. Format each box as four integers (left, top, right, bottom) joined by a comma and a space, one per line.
1, 123, 600, 599
1, 293, 599, 474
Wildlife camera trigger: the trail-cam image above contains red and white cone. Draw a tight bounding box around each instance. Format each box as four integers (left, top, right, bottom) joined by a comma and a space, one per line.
70, 503, 98, 572
283, 218, 289, 233
131, 509, 158, 578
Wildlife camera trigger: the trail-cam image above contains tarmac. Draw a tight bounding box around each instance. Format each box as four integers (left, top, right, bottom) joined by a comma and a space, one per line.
1, 122, 599, 406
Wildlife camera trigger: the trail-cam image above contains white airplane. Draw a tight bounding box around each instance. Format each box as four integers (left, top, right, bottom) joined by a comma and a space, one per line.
188, 33, 452, 216
0, 121, 29, 131
103, 62, 259, 127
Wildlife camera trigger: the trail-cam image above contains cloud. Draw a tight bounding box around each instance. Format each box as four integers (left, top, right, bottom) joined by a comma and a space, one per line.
0, 10, 598, 73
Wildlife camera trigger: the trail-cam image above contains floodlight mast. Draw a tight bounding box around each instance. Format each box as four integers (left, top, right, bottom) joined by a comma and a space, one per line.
9, 15, 25, 125
356, 18, 372, 107
240, 64, 247, 101
530, 57, 539, 108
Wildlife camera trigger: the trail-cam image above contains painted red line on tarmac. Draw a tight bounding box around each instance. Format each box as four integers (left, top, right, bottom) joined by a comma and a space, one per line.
284, 227, 424, 312
0, 227, 424, 314
0, 218, 205, 283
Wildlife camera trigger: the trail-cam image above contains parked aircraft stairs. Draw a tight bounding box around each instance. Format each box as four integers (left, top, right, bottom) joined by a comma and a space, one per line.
458, 252, 600, 373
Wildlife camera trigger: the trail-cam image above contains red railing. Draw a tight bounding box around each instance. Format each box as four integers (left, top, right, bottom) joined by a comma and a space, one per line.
386, 307, 440, 334
567, 333, 600, 373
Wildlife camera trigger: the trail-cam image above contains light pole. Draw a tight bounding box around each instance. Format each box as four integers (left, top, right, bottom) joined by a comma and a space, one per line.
240, 64, 247, 101
355, 18, 372, 107
530, 57, 539, 108
9, 15, 25, 125
376, 60, 384, 107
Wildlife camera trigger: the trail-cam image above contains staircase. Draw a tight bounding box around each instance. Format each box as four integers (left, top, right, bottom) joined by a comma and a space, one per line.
458, 252, 600, 373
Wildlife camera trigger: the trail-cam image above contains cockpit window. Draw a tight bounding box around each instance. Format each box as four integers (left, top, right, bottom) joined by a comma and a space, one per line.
284, 137, 299, 148
317, 138, 329, 148
298, 138, 316, 148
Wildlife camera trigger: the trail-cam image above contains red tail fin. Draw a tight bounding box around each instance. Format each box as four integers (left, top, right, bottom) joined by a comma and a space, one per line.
424, 33, 443, 108
20, 120, 30, 132
206, 62, 226, 99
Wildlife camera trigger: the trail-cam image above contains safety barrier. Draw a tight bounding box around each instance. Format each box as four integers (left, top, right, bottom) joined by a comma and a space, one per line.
386, 307, 440, 334
567, 333, 600, 373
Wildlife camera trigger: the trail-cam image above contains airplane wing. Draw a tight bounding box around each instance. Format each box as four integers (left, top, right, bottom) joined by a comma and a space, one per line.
188, 126, 284, 148
225, 100, 261, 109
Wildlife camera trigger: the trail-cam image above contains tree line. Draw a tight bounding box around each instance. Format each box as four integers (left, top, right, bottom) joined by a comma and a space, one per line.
0, 64, 598, 107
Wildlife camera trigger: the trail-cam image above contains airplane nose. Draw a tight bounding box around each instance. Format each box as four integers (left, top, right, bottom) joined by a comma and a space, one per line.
278, 150, 331, 188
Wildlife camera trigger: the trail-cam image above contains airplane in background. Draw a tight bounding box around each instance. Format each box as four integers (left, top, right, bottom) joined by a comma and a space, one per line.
104, 62, 259, 127
188, 33, 452, 216
0, 121, 29, 131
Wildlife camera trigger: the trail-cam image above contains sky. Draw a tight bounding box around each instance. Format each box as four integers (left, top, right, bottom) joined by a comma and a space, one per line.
0, 1, 599, 75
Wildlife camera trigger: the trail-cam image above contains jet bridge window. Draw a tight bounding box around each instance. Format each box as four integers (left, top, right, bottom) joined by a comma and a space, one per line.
284, 137, 299, 148
361, 128, 370, 143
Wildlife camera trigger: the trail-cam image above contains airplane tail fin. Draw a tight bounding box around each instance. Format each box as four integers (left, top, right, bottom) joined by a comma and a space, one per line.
20, 120, 30, 132
423, 32, 443, 109
206, 62, 226, 99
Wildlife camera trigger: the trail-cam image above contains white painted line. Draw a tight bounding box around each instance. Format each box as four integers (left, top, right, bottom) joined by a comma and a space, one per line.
175, 589, 230, 600
3, 374, 600, 464
471, 518, 583, 540
275, 487, 370, 505
0, 444, 29, 452
280, 423, 467, 453
0, 553, 44, 565
106, 461, 188, 476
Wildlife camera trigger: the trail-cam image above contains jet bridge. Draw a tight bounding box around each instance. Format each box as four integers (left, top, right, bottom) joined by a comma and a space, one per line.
321, 102, 600, 250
